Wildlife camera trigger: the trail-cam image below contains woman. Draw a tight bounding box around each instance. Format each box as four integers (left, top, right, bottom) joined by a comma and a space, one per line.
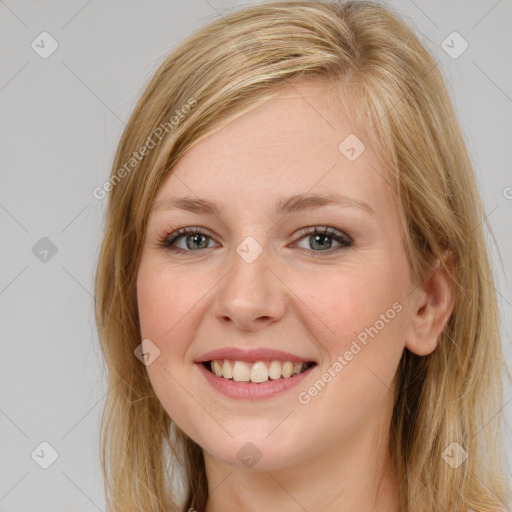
94, 1, 512, 511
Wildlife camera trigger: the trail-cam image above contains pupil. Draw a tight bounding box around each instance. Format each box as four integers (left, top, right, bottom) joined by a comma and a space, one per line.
311, 234, 331, 250
187, 234, 208, 250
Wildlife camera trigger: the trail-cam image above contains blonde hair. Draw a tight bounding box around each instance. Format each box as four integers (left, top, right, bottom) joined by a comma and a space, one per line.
94, 1, 512, 511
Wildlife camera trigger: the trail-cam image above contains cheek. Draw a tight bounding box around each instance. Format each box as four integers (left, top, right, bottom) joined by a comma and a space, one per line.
319, 263, 405, 337
136, 261, 208, 429
137, 261, 203, 348
312, 261, 408, 390
294, 275, 405, 431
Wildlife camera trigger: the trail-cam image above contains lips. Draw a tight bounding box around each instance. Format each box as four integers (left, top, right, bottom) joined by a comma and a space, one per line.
196, 358, 317, 400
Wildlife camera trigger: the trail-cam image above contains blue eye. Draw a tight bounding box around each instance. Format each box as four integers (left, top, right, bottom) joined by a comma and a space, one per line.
158, 226, 352, 256
293, 226, 352, 253
159, 227, 217, 254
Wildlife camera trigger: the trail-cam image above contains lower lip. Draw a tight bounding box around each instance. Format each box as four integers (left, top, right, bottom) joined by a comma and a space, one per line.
196, 362, 316, 400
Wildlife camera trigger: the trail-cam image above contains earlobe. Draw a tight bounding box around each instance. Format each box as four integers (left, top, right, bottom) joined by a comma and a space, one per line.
405, 252, 456, 356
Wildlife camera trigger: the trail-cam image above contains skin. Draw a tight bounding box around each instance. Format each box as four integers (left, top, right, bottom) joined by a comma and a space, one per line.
136, 80, 455, 512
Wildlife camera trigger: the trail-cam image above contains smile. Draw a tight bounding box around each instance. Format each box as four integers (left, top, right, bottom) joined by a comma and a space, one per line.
196, 360, 317, 400
205, 359, 315, 383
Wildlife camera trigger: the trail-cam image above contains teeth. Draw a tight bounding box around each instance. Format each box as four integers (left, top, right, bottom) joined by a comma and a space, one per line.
222, 359, 233, 379
250, 361, 268, 383
281, 361, 293, 378
208, 360, 311, 383
232, 361, 250, 382
268, 361, 282, 380
293, 362, 303, 375
212, 360, 223, 377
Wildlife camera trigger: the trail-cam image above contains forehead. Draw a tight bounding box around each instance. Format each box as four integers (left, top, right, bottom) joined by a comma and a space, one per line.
153, 80, 390, 214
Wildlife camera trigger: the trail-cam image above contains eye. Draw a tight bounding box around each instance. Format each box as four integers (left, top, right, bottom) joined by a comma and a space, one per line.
293, 226, 352, 254
157, 227, 218, 255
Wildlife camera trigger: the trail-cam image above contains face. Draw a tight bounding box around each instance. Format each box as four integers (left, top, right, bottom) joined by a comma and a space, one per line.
136, 80, 417, 471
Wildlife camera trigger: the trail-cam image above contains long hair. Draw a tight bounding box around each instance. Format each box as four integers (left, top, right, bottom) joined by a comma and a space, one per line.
94, 1, 512, 510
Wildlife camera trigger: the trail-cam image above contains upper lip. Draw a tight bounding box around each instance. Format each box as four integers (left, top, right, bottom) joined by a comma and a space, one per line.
194, 347, 316, 364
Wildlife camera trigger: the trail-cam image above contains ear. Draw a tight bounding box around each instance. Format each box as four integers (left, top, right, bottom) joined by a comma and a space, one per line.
405, 251, 456, 356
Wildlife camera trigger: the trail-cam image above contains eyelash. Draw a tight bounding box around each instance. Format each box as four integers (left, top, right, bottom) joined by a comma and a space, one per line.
156, 226, 353, 257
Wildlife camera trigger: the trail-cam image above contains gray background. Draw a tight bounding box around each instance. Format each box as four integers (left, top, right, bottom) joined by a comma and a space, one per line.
1, 1, 511, 510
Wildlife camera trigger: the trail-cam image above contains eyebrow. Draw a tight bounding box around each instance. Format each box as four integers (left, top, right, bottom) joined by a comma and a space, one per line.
150, 192, 376, 217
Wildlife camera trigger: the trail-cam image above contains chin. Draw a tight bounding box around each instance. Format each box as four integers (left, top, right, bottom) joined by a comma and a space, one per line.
200, 430, 309, 471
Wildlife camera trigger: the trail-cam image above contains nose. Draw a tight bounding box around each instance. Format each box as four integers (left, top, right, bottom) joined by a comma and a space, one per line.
212, 240, 287, 332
